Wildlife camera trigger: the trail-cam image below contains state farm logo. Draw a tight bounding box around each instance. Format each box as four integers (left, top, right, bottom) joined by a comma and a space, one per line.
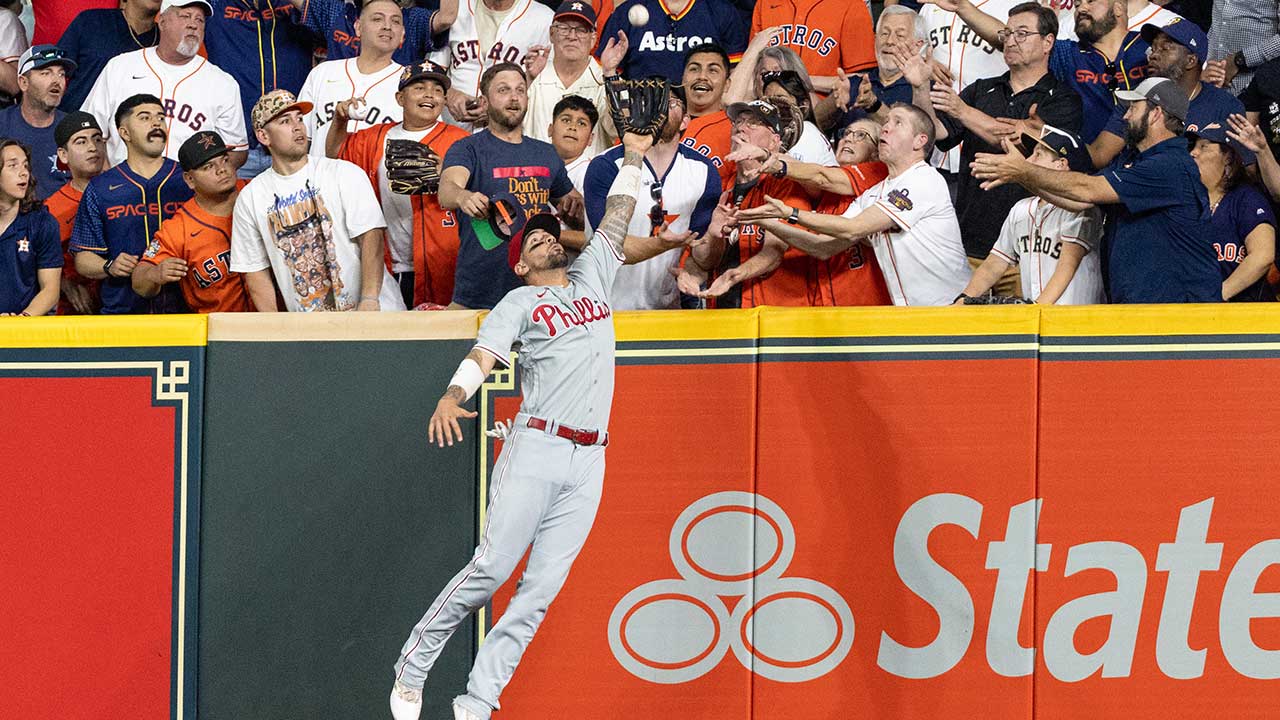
607, 492, 854, 683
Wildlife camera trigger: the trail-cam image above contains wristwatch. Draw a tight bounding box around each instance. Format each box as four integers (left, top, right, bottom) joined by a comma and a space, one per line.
1234, 51, 1249, 72
786, 207, 801, 225
102, 257, 114, 277
771, 158, 788, 178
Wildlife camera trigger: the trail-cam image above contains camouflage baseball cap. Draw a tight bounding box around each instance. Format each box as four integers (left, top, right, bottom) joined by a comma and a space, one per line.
251, 89, 314, 131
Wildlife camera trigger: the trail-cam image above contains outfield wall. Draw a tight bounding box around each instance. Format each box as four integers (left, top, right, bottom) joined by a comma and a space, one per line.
2, 307, 1278, 719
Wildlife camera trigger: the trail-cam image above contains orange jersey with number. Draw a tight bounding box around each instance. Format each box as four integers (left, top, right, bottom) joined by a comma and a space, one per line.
752, 0, 876, 78
681, 111, 736, 191
141, 193, 251, 313
809, 161, 891, 306
46, 181, 100, 315
737, 176, 819, 307
340, 121, 470, 306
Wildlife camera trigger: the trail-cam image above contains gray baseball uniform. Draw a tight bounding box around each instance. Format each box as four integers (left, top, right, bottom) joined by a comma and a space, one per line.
393, 230, 625, 719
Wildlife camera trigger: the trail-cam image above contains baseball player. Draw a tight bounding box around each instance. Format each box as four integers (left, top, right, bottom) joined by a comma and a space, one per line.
957, 126, 1104, 304
431, 0, 553, 129
326, 61, 470, 308
297, 0, 406, 161
133, 131, 254, 312
735, 103, 970, 306
80, 0, 248, 167
47, 111, 108, 314
390, 123, 693, 720
69, 93, 194, 314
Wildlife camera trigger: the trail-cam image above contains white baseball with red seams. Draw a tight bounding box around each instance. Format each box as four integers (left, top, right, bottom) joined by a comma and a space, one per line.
392, 231, 626, 720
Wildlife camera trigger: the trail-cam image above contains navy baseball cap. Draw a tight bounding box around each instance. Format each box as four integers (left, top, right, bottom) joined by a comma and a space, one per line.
399, 61, 451, 92
18, 45, 76, 76
1021, 125, 1092, 172
1186, 120, 1253, 164
554, 0, 597, 28
178, 131, 228, 171
509, 212, 562, 270
1141, 19, 1207, 65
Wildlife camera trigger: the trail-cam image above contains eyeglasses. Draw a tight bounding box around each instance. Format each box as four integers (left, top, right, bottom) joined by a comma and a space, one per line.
649, 182, 665, 232
551, 23, 592, 38
996, 28, 1046, 44
843, 129, 876, 145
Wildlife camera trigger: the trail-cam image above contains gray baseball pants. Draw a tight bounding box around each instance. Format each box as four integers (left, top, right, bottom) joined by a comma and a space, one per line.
393, 424, 605, 718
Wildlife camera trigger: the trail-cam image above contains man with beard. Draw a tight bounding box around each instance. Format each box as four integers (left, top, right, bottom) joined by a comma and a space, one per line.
717, 117, 894, 305
924, 0, 1149, 142
680, 42, 736, 189
230, 89, 405, 312
439, 63, 581, 309
69, 93, 193, 313
1089, 18, 1248, 168
326, 61, 470, 309
523, 1, 617, 154
581, 86, 723, 310
298, 0, 407, 162
971, 77, 1221, 303
133, 131, 252, 312
48, 111, 107, 314
0, 46, 76, 199
80, 0, 247, 167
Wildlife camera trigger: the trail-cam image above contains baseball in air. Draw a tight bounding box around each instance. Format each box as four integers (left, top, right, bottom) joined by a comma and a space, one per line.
628, 4, 649, 25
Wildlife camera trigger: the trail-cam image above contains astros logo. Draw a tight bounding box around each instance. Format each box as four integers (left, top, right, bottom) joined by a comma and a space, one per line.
17, 237, 30, 253
607, 492, 854, 683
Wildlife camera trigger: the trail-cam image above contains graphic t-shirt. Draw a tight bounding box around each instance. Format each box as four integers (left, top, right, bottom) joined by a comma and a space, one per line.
229, 156, 406, 311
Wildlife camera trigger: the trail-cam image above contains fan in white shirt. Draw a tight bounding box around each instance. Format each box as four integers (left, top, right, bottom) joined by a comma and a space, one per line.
297, 0, 406, 159
736, 104, 969, 306
80, 0, 247, 167
522, 0, 617, 153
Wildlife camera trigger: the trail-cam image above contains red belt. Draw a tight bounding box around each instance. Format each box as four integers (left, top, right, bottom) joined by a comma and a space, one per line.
526, 417, 606, 446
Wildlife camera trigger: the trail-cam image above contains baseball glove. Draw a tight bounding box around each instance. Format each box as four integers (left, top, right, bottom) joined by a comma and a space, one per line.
384, 139, 442, 195
770, 94, 804, 152
961, 292, 1034, 305
606, 76, 671, 141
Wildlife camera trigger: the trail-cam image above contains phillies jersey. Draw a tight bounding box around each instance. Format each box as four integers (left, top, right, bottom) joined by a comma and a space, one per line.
752, 0, 876, 78
339, 120, 470, 306
430, 0, 552, 101
80, 48, 249, 165
681, 110, 734, 190
68, 159, 193, 314
297, 58, 404, 160
597, 0, 747, 83
141, 194, 252, 313
808, 161, 892, 306
990, 197, 1104, 305
474, 233, 624, 432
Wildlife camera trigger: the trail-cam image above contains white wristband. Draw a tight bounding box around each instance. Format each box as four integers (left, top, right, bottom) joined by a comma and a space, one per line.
449, 358, 485, 401
609, 165, 643, 199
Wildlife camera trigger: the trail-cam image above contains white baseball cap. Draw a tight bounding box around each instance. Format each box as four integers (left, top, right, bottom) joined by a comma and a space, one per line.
159, 0, 213, 14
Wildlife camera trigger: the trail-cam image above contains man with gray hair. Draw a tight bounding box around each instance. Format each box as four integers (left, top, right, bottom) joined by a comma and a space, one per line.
80, 0, 247, 167
816, 5, 924, 136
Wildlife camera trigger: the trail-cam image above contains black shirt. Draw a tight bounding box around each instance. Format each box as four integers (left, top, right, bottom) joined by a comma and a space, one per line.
937, 71, 1083, 258
1240, 58, 1280, 164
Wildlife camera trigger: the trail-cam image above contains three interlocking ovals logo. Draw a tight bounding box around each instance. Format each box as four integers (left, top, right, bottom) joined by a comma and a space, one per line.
608, 492, 855, 683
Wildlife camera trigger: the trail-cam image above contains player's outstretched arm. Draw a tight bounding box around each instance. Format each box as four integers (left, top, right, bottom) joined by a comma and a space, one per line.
588, 132, 654, 259
429, 349, 498, 448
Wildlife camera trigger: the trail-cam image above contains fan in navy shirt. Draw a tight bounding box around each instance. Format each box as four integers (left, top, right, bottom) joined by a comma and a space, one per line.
0, 141, 63, 315
596, 0, 746, 83
1046, 0, 1149, 142
57, 2, 160, 112
0, 46, 76, 201
289, 0, 451, 65
441, 64, 577, 309
68, 94, 193, 314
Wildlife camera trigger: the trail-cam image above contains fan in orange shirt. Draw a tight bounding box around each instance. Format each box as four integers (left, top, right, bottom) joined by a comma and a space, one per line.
679, 42, 737, 191
751, 0, 876, 92
134, 131, 252, 313
327, 61, 469, 308
48, 112, 108, 315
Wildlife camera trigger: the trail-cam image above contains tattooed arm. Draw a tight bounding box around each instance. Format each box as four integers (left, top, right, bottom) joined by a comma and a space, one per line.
428, 348, 498, 447
584, 132, 655, 260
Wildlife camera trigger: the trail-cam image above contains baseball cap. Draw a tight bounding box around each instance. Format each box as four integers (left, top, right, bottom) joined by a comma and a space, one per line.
1140, 19, 1207, 65
178, 131, 228, 171
18, 45, 76, 76
554, 0, 597, 28
1021, 125, 1092, 173
398, 60, 451, 92
1186, 121, 1252, 163
726, 99, 783, 134
251, 89, 314, 131
1115, 77, 1189, 122
508, 212, 563, 270
55, 111, 101, 148
159, 0, 213, 14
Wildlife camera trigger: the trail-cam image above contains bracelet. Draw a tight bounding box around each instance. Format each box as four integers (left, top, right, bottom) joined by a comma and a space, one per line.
867, 99, 883, 114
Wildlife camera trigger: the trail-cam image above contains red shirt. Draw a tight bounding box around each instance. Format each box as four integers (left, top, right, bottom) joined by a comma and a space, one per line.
681, 111, 735, 191
809, 161, 892, 306
737, 175, 816, 307
34, 0, 114, 45
752, 0, 876, 78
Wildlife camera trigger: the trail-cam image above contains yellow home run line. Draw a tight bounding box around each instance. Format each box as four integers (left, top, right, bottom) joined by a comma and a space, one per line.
617, 342, 1040, 358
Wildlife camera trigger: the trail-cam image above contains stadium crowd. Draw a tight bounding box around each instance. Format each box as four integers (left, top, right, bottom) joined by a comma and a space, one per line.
1, 0, 1279, 315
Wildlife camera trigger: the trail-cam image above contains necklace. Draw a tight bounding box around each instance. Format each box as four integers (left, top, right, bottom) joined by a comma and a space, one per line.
122, 9, 156, 49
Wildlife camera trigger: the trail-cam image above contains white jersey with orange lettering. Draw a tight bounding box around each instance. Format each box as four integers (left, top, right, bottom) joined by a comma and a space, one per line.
80, 47, 248, 166
428, 0, 552, 122
921, 0, 1019, 172
297, 58, 405, 160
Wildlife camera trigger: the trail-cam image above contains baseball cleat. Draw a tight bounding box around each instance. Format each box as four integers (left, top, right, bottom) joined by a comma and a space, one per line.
389, 681, 422, 720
